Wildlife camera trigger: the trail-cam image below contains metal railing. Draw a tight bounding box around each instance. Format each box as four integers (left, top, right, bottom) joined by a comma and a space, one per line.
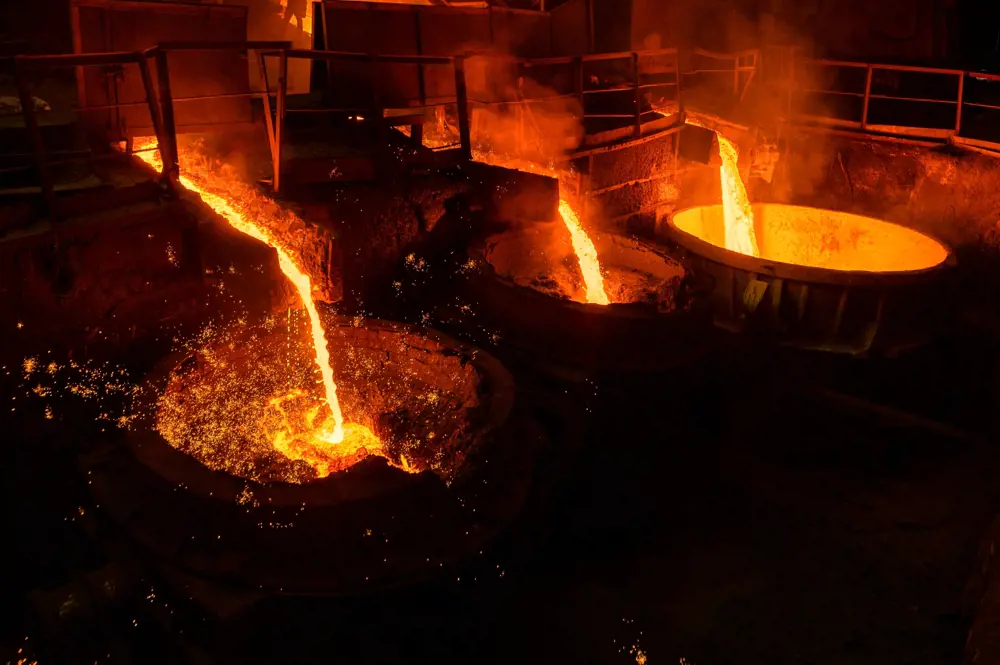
0, 50, 165, 217
777, 51, 1000, 151
148, 41, 291, 184
685, 48, 759, 102
448, 46, 754, 161
2, 41, 759, 211
146, 43, 756, 192
258, 48, 473, 192
451, 49, 677, 144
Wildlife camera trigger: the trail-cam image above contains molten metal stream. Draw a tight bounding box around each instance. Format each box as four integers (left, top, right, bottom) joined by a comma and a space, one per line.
464, 149, 609, 305
679, 116, 761, 258
557, 199, 610, 305
132, 141, 347, 444
716, 134, 760, 258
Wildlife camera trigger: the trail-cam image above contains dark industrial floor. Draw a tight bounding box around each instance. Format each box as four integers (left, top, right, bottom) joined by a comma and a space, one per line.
2, 271, 998, 665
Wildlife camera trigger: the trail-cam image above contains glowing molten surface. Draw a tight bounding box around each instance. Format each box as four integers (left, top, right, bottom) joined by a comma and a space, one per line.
557, 199, 610, 305
672, 203, 950, 272
154, 316, 485, 484
716, 134, 760, 258
132, 138, 385, 477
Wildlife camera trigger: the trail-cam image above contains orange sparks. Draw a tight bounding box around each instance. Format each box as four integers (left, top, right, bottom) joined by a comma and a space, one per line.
131, 139, 356, 453
558, 199, 610, 305
716, 133, 760, 258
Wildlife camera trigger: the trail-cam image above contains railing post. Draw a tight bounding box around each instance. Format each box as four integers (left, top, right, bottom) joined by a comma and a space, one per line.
675, 50, 684, 118
733, 55, 740, 97
14, 60, 56, 217
413, 7, 425, 147
586, 0, 594, 54
274, 48, 287, 193
453, 54, 472, 161
861, 64, 873, 130
739, 52, 757, 103
369, 54, 388, 170
786, 52, 794, 119
632, 51, 642, 138
574, 55, 584, 112
256, 51, 277, 169
955, 71, 965, 136
153, 48, 179, 184
581, 153, 594, 225
516, 72, 526, 157
136, 51, 167, 174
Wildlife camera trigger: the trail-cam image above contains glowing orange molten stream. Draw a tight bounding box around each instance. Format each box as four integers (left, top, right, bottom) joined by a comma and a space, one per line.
558, 199, 610, 305
132, 140, 348, 445
716, 134, 760, 258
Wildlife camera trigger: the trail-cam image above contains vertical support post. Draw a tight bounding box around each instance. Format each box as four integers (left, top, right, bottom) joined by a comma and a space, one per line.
258, 50, 272, 102
733, 55, 740, 98
319, 2, 336, 102
955, 71, 965, 136
675, 50, 684, 118
574, 55, 585, 131
70, 6, 87, 112
15, 61, 55, 217
103, 7, 121, 138
582, 152, 594, 225
672, 125, 679, 174
743, 125, 758, 183
574, 55, 584, 109
256, 51, 277, 170
587, 0, 595, 54
369, 54, 388, 170
136, 52, 166, 163
632, 52, 642, 138
548, 7, 554, 55
411, 122, 424, 148
153, 48, 179, 183
517, 103, 525, 157
861, 64, 873, 130
516, 71, 525, 157
413, 8, 425, 148
274, 49, 288, 193
453, 55, 472, 161
786, 51, 794, 119
487, 6, 495, 48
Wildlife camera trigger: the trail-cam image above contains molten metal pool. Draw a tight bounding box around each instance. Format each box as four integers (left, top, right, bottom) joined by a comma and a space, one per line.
90, 318, 528, 595
150, 315, 512, 485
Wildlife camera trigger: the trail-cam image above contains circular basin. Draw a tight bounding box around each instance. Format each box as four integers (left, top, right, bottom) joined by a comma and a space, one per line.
662, 203, 956, 355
